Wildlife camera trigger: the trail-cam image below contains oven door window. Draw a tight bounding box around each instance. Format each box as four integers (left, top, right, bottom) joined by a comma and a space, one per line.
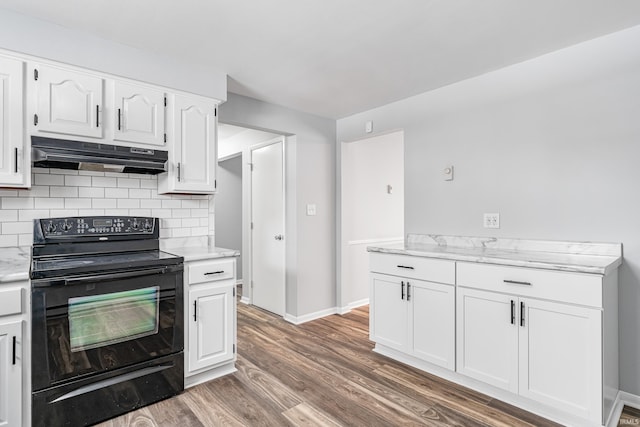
69, 286, 160, 351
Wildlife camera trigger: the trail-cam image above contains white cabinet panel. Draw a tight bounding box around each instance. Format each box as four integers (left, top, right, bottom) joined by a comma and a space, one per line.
370, 274, 408, 352
113, 80, 166, 146
159, 94, 217, 194
411, 281, 455, 370
0, 321, 21, 427
188, 283, 234, 373
519, 298, 602, 421
456, 287, 518, 393
0, 55, 27, 187
33, 64, 104, 138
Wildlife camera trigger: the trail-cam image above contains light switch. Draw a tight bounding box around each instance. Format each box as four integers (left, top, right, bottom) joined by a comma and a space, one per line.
365, 121, 373, 133
306, 204, 317, 216
444, 165, 454, 181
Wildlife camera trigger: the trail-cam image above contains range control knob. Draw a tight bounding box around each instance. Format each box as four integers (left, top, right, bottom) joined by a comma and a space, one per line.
143, 220, 153, 231
62, 220, 72, 231
46, 221, 57, 233
131, 219, 139, 230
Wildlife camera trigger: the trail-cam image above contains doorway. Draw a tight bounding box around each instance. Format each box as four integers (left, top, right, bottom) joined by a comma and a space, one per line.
339, 130, 405, 312
250, 139, 285, 316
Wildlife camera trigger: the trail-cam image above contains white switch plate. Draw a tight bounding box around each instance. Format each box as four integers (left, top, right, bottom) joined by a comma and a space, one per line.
306, 204, 317, 216
444, 165, 454, 181
483, 213, 500, 229
365, 121, 373, 133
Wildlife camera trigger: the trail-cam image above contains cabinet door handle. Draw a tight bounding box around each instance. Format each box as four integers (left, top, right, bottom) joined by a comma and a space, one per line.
204, 271, 225, 275
504, 279, 532, 286
520, 301, 525, 327
12, 336, 16, 365
397, 265, 414, 270
117, 108, 121, 130
400, 281, 405, 300
510, 300, 515, 324
193, 300, 197, 322
14, 147, 18, 173
177, 162, 181, 181
96, 105, 100, 127
406, 282, 411, 301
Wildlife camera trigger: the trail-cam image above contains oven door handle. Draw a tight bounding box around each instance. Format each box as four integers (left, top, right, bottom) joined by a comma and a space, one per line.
64, 267, 168, 285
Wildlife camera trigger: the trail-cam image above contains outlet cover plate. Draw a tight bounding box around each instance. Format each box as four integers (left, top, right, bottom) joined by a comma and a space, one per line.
484, 213, 500, 229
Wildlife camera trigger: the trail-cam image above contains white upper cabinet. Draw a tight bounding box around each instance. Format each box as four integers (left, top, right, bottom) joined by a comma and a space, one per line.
113, 80, 166, 146
158, 94, 217, 194
31, 63, 104, 139
0, 55, 29, 188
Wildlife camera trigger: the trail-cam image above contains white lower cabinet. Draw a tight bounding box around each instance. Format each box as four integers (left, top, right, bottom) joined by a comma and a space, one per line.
188, 283, 235, 372
183, 257, 237, 387
370, 253, 456, 370
370, 252, 618, 426
0, 321, 21, 427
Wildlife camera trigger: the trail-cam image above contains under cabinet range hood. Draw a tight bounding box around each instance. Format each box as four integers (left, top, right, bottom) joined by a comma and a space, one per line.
31, 136, 168, 174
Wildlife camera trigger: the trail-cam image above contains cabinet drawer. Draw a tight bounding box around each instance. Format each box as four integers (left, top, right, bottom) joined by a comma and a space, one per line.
0, 287, 22, 317
370, 253, 455, 284
457, 262, 603, 307
188, 259, 235, 285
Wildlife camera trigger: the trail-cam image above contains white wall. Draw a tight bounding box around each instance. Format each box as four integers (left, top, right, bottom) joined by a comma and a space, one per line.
337, 25, 640, 395
215, 156, 243, 278
341, 131, 404, 309
220, 93, 336, 319
0, 8, 226, 100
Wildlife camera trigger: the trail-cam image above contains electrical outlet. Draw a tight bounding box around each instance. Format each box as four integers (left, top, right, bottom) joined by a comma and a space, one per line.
483, 213, 500, 229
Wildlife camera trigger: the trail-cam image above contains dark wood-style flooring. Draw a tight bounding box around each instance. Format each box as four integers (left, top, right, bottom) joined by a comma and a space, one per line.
98, 301, 636, 426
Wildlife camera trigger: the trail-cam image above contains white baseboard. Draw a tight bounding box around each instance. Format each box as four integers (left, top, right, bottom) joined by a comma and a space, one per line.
235, 279, 243, 286
608, 391, 640, 427
284, 307, 338, 325
337, 298, 369, 315
240, 296, 251, 305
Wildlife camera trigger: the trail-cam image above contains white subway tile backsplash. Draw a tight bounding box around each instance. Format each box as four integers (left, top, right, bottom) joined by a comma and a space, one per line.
92, 176, 117, 187
117, 177, 140, 188
65, 198, 92, 209
3, 197, 34, 209
79, 187, 105, 198
1, 169, 215, 246
50, 186, 78, 198
65, 175, 92, 187
35, 198, 65, 209
35, 174, 63, 186
105, 188, 129, 198
92, 199, 117, 209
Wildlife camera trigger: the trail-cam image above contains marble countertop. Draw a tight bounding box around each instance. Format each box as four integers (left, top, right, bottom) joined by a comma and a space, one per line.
368, 234, 622, 275
164, 246, 240, 262
0, 247, 31, 283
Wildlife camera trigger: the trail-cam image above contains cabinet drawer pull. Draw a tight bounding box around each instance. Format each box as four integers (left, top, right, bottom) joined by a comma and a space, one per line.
407, 282, 411, 301
397, 265, 414, 270
193, 300, 197, 322
520, 301, 525, 327
401, 281, 405, 300
504, 279, 532, 286
96, 105, 100, 128
510, 300, 515, 325
14, 147, 18, 173
117, 108, 122, 130
204, 270, 225, 276
177, 162, 181, 182
12, 336, 16, 365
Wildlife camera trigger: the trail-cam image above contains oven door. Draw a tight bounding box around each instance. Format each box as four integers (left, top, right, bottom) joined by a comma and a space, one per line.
31, 265, 183, 391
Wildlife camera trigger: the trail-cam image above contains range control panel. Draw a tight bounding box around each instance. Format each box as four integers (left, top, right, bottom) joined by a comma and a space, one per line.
39, 216, 156, 237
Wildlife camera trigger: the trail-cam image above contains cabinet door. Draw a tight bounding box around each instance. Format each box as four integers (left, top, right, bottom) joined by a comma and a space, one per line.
456, 288, 518, 393
188, 283, 234, 373
370, 274, 408, 352
33, 64, 104, 138
0, 56, 27, 187
113, 81, 166, 146
0, 321, 21, 427
519, 298, 602, 422
168, 95, 217, 193
410, 280, 455, 370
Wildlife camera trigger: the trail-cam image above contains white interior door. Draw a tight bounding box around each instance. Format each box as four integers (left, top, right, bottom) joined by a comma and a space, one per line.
251, 140, 285, 315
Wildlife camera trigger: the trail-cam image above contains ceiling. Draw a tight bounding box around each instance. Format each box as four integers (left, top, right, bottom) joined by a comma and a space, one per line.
2, 1, 640, 119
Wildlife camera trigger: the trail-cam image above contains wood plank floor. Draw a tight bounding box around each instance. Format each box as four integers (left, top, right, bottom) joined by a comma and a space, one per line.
98, 301, 634, 427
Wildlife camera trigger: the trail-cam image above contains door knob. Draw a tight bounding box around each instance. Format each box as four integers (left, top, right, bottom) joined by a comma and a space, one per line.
274, 234, 284, 241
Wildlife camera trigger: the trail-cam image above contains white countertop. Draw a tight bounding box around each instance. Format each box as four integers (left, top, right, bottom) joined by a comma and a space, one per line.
368, 234, 622, 275
0, 247, 31, 283
164, 246, 240, 262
